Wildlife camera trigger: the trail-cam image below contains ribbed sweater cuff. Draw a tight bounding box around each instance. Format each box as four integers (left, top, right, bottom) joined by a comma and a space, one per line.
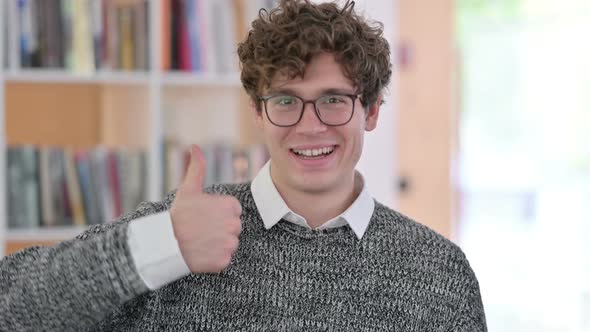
104, 223, 150, 303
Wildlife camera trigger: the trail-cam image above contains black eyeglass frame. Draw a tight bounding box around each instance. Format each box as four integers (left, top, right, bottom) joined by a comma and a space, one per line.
258, 93, 362, 127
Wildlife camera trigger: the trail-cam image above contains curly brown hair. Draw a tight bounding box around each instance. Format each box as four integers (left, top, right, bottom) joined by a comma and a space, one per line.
237, 0, 392, 110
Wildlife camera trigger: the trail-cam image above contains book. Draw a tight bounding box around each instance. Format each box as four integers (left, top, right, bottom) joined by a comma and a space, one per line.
107, 150, 123, 219
42, 0, 63, 68
75, 150, 102, 225
38, 147, 56, 227
3, 0, 149, 72
170, 0, 180, 70
8, 145, 147, 229
134, 0, 148, 70
5, 0, 20, 69
61, 0, 74, 69
163, 0, 272, 74
90, 0, 103, 70
6, 143, 264, 229
6, 147, 20, 228
6, 146, 41, 229
186, 0, 202, 72
64, 149, 87, 226
18, 0, 34, 67
90, 148, 114, 222
177, 0, 191, 71
47, 148, 69, 226
161, 0, 171, 70
118, 4, 135, 71
71, 0, 94, 74
20, 146, 41, 228
118, 149, 147, 215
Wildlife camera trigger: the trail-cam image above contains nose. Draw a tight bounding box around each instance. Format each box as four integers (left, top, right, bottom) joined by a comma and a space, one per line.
294, 102, 328, 134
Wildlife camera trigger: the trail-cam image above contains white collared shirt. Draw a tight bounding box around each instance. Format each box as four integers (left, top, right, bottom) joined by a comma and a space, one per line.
250, 161, 375, 239
127, 161, 375, 290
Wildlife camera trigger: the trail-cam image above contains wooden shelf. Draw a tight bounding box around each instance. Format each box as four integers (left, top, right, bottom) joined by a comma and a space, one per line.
5, 226, 89, 255
2, 70, 242, 87
4, 70, 150, 85
162, 72, 241, 87
7, 226, 88, 242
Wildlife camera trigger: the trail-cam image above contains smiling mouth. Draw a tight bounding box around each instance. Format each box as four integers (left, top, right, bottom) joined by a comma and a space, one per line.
290, 145, 337, 159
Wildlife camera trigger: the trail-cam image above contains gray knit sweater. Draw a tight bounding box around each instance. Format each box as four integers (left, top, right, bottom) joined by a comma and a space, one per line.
0, 182, 487, 331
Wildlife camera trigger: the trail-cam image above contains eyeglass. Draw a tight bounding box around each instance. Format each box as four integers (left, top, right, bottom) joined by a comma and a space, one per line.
258, 93, 361, 127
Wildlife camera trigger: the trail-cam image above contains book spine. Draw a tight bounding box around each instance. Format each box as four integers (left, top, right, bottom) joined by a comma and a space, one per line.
177, 0, 190, 71
91, 0, 103, 70
170, 0, 180, 70
75, 151, 100, 225
60, 0, 73, 70
106, 0, 118, 70
20, 146, 41, 228
117, 5, 135, 70
161, 0, 171, 70
6, 0, 21, 69
18, 0, 32, 67
64, 149, 87, 226
107, 151, 123, 219
186, 0, 201, 72
71, 0, 95, 74
133, 1, 146, 70
6, 147, 22, 228
30, 0, 42, 67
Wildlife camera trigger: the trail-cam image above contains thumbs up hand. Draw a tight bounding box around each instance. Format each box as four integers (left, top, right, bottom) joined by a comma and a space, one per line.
170, 144, 242, 274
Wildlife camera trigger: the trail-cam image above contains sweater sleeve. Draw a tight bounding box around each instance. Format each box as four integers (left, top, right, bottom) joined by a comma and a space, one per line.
0, 200, 166, 332
447, 252, 488, 332
127, 210, 190, 290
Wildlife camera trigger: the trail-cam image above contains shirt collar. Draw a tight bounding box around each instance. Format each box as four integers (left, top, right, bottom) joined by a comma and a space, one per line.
250, 161, 375, 239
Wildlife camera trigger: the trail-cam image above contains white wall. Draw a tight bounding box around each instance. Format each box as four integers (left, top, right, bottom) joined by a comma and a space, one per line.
348, 0, 398, 208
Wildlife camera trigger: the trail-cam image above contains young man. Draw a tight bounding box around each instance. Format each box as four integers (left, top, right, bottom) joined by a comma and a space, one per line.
0, 1, 487, 331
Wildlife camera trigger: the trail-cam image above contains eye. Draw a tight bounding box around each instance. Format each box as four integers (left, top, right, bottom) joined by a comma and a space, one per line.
323, 95, 346, 104
273, 96, 296, 105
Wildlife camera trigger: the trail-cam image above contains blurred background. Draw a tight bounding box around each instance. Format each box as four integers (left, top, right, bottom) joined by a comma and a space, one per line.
456, 0, 590, 330
0, 0, 588, 331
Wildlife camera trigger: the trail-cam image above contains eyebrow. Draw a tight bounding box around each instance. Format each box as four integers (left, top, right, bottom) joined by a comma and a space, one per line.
266, 87, 357, 96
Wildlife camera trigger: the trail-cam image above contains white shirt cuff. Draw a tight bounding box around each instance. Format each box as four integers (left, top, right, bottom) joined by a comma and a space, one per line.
127, 211, 190, 290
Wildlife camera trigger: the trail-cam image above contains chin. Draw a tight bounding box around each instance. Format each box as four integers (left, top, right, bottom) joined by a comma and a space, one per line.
290, 174, 338, 194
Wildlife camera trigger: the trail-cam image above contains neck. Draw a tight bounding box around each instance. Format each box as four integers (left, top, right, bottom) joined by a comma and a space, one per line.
271, 169, 360, 229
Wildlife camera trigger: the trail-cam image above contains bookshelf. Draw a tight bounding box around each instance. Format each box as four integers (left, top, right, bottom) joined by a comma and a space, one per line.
0, 0, 398, 256
0, 0, 269, 256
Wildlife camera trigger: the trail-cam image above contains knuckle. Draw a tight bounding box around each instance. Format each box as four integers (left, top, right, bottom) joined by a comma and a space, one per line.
227, 218, 241, 234
234, 198, 242, 214
233, 201, 243, 215
230, 237, 240, 251
215, 196, 231, 211
225, 237, 239, 251
227, 197, 239, 209
222, 196, 241, 214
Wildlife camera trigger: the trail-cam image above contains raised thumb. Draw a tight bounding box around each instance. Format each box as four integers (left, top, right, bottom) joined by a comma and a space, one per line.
182, 144, 206, 191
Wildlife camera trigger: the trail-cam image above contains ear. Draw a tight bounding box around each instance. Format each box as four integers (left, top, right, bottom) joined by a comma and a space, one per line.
364, 96, 382, 131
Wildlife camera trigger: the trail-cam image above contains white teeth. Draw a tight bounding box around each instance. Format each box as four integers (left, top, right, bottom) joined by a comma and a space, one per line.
293, 146, 335, 157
